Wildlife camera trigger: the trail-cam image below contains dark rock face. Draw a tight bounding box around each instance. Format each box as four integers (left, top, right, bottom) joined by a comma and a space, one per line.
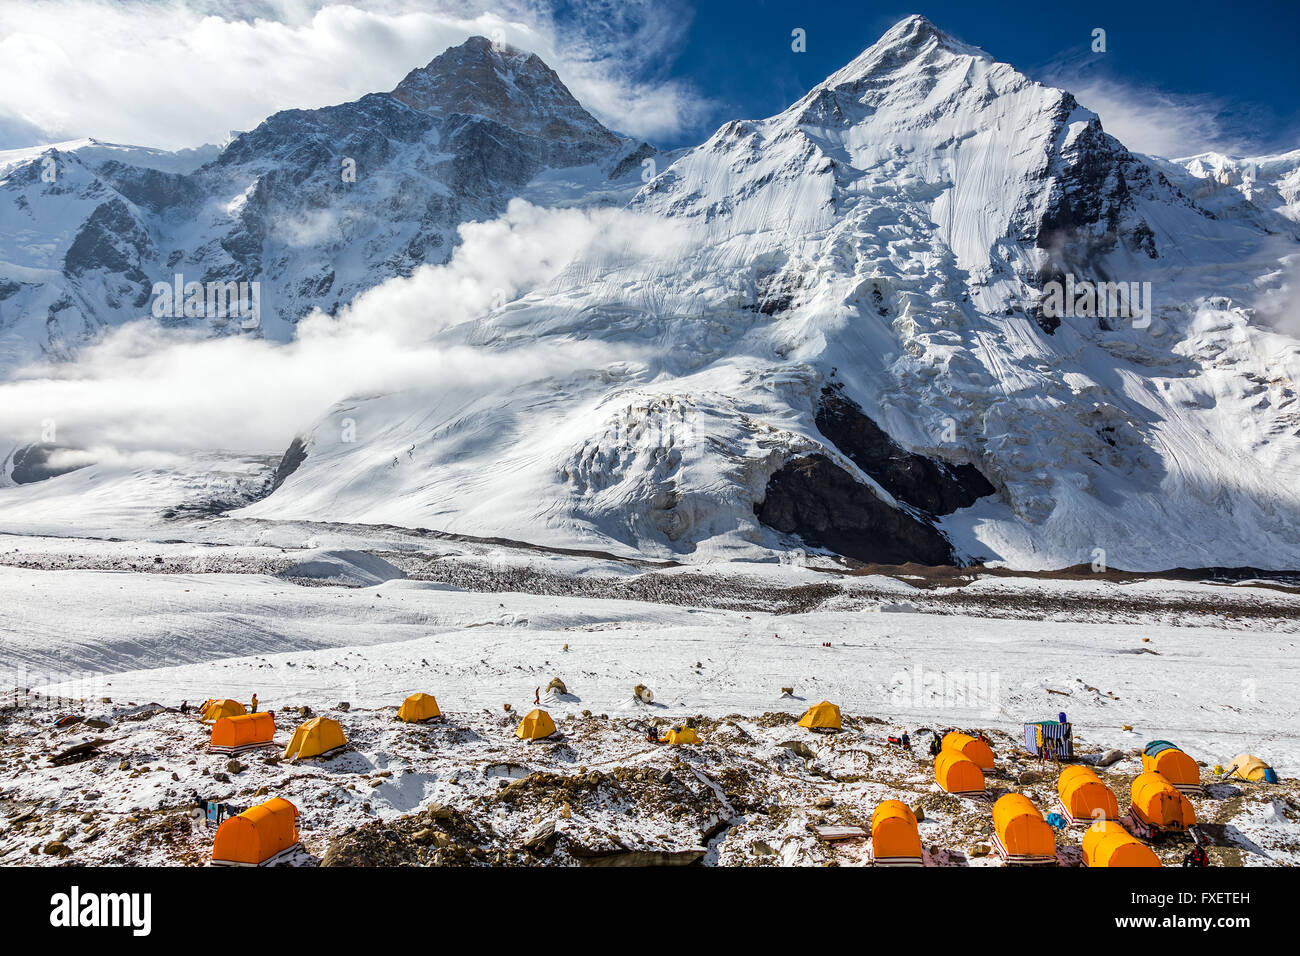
815, 386, 995, 515
62, 197, 154, 311
270, 437, 308, 492
10, 444, 87, 484
754, 386, 997, 566
756, 454, 959, 566
97, 162, 201, 215
391, 36, 621, 163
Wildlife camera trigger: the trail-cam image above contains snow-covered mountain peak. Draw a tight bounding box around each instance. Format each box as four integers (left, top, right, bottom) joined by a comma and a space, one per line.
823, 13, 992, 88
5, 17, 1300, 574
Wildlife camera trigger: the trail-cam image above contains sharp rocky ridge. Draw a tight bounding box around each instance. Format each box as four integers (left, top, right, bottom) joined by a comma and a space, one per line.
2, 15, 1299, 573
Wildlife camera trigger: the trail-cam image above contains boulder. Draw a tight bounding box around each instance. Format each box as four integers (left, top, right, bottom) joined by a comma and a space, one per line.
780, 740, 816, 760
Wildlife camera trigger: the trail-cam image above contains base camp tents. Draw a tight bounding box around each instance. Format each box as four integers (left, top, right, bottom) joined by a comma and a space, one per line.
1056, 765, 1119, 825
397, 693, 441, 723
283, 716, 347, 760
209, 712, 276, 754
1141, 741, 1202, 793
942, 732, 994, 770
869, 800, 923, 866
211, 797, 299, 866
935, 749, 985, 794
797, 701, 842, 732
1129, 772, 1196, 833
200, 698, 246, 723
516, 708, 557, 741
1082, 821, 1161, 868
1223, 753, 1277, 783
992, 793, 1057, 865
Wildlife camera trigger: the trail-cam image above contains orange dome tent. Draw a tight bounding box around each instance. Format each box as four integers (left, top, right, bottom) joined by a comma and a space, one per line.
935, 749, 985, 795
211, 797, 299, 866
992, 793, 1057, 865
1082, 821, 1161, 868
869, 800, 923, 866
283, 716, 347, 760
942, 732, 994, 770
209, 712, 276, 754
516, 708, 557, 741
397, 693, 441, 723
1056, 765, 1119, 825
1141, 745, 1202, 793
797, 701, 842, 732
200, 698, 246, 723
1129, 772, 1196, 832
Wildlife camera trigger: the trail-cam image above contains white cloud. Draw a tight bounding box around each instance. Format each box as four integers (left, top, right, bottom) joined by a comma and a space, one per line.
1058, 77, 1238, 160
0, 0, 705, 151
0, 200, 679, 456
1254, 253, 1300, 339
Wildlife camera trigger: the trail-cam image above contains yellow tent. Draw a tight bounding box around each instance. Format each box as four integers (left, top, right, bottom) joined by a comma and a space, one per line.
200, 698, 246, 723
283, 716, 347, 760
870, 800, 923, 866
662, 726, 699, 746
1082, 821, 1161, 868
935, 749, 985, 794
1142, 747, 1201, 791
1056, 765, 1119, 825
397, 692, 441, 723
943, 732, 995, 770
992, 793, 1056, 865
1224, 753, 1273, 782
1130, 772, 1195, 831
797, 701, 842, 731
516, 708, 557, 741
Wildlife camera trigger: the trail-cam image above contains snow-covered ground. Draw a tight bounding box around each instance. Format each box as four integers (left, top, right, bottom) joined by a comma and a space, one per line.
1, 536, 1296, 866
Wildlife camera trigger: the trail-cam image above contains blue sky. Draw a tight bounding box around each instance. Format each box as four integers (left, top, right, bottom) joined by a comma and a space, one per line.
1, 1, 1295, 158
637, 0, 1300, 154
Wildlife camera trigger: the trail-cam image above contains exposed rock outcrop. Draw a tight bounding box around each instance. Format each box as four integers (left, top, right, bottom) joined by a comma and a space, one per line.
756, 454, 959, 566
815, 386, 995, 516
